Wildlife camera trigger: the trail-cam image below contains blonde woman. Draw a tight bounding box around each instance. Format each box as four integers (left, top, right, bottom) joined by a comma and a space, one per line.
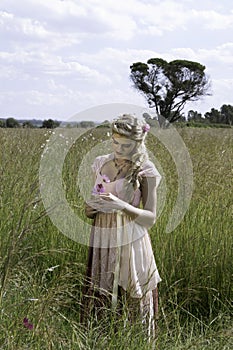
83, 114, 161, 338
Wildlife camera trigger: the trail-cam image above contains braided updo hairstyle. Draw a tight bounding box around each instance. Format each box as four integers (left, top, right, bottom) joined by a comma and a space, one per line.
111, 114, 150, 197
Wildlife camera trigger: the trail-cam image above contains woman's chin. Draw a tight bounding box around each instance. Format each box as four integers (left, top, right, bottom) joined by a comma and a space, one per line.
115, 152, 123, 158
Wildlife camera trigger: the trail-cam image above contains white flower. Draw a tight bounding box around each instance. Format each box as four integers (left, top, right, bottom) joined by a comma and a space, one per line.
47, 265, 60, 272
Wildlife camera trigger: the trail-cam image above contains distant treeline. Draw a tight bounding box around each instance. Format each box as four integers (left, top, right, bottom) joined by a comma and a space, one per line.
144, 104, 233, 128
0, 104, 232, 128
184, 104, 233, 127
0, 118, 100, 129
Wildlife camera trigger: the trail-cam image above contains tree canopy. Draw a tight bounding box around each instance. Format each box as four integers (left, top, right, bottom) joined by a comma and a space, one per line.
41, 119, 60, 129
219, 104, 233, 125
130, 58, 211, 125
5, 117, 20, 128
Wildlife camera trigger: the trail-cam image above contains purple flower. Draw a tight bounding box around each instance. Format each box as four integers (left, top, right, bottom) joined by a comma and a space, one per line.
102, 174, 110, 183
23, 317, 33, 330
92, 183, 105, 195
143, 123, 150, 132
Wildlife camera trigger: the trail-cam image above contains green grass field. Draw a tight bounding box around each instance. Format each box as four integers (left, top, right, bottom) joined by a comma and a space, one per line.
0, 127, 232, 349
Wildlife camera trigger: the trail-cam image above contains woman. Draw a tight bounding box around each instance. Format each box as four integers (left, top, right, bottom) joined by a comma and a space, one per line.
82, 114, 161, 337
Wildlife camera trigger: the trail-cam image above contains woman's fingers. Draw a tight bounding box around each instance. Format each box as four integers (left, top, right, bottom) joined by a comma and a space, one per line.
85, 196, 113, 212
99, 193, 114, 201
85, 203, 98, 218
86, 193, 125, 212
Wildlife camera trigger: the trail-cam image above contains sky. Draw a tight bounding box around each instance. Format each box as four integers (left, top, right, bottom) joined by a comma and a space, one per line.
0, 0, 233, 122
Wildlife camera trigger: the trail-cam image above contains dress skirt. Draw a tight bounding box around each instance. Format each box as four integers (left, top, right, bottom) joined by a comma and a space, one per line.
81, 210, 161, 338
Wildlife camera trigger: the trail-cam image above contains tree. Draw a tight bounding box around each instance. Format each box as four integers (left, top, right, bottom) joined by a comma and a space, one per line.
130, 58, 211, 126
204, 108, 222, 124
220, 104, 233, 125
23, 121, 34, 128
79, 121, 95, 128
187, 110, 203, 122
6, 117, 20, 128
41, 119, 60, 128
0, 120, 6, 128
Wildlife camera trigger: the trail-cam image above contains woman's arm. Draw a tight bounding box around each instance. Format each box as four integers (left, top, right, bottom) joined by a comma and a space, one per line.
99, 176, 157, 228
123, 176, 157, 228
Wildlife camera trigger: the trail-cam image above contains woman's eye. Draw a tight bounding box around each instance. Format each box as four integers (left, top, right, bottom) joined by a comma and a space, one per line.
112, 139, 131, 148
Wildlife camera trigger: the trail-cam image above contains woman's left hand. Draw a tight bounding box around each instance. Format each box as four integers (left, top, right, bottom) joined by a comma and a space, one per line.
99, 193, 127, 211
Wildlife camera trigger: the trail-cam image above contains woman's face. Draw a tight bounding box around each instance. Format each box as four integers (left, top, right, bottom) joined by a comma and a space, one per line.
112, 134, 137, 159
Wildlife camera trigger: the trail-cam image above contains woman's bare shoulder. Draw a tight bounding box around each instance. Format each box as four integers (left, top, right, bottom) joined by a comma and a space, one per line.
91, 153, 113, 172
140, 160, 160, 176
138, 160, 162, 189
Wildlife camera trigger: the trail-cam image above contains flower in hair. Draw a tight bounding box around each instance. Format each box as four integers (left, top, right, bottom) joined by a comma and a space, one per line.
143, 123, 150, 133
102, 174, 110, 183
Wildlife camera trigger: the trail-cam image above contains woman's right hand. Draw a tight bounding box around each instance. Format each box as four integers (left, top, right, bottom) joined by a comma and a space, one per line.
85, 202, 98, 219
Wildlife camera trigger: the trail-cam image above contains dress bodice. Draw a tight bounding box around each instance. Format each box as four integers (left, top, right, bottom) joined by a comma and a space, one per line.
92, 153, 161, 207
94, 172, 141, 207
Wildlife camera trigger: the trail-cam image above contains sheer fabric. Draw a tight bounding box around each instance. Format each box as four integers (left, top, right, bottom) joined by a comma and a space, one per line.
82, 154, 161, 337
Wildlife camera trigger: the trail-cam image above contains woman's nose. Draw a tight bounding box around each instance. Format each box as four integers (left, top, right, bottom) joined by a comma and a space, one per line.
116, 144, 122, 151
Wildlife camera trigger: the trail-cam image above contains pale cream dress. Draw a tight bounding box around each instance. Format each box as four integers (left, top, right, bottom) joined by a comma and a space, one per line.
84, 153, 162, 337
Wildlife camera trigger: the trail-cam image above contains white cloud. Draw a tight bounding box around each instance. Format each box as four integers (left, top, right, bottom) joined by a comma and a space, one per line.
169, 45, 233, 76
0, 10, 82, 52
0, 0, 233, 119
0, 48, 109, 83
0, 10, 49, 39
192, 9, 233, 30
1, 1, 233, 51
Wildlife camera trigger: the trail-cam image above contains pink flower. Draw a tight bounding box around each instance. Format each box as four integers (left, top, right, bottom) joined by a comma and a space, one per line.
23, 317, 33, 330
92, 183, 105, 195
143, 123, 150, 132
102, 174, 110, 183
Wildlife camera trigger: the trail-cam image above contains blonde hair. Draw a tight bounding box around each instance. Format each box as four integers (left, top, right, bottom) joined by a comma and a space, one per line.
111, 114, 149, 141
111, 114, 150, 196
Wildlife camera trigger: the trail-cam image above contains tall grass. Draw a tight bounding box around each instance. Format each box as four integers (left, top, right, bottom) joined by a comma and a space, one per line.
0, 127, 232, 349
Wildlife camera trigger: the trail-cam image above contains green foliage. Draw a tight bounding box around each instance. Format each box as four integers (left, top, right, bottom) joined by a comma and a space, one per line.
220, 104, 233, 125
130, 58, 211, 125
5, 117, 20, 128
0, 119, 6, 128
96, 120, 111, 128
0, 128, 232, 349
185, 122, 232, 128
205, 105, 233, 125
79, 121, 95, 128
187, 110, 203, 123
205, 108, 222, 124
41, 119, 61, 128
185, 105, 233, 126
22, 121, 35, 128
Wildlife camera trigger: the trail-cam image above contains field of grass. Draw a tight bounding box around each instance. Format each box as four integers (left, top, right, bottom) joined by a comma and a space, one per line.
0, 127, 232, 349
